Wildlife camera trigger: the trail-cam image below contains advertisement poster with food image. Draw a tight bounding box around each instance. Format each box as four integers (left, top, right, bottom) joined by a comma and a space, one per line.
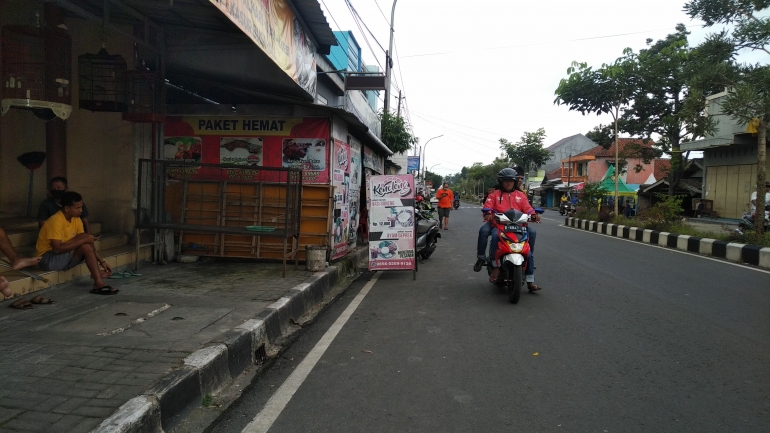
163, 116, 329, 183
347, 142, 362, 248
220, 137, 263, 166
368, 174, 416, 271
331, 140, 351, 259
164, 137, 202, 162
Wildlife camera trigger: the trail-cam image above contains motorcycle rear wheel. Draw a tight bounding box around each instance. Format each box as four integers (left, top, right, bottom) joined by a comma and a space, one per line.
506, 263, 522, 304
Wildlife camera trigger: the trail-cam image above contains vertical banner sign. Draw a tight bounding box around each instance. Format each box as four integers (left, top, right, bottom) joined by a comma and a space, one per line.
347, 141, 362, 248
331, 140, 351, 259
407, 156, 420, 172
368, 175, 416, 271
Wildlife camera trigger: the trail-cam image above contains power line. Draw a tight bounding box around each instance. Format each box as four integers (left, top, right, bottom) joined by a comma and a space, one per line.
409, 109, 518, 139
344, 0, 383, 70
345, 0, 385, 52
401, 25, 707, 58
410, 113, 507, 153
373, 0, 391, 26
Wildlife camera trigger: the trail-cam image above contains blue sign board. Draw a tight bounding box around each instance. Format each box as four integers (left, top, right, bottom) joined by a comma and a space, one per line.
407, 156, 420, 172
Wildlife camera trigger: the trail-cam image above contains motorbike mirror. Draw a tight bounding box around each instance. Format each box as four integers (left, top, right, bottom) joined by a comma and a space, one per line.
534, 207, 545, 214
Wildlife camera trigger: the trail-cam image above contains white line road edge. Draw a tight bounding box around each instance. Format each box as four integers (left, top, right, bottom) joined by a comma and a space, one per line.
241, 271, 383, 433
560, 224, 770, 275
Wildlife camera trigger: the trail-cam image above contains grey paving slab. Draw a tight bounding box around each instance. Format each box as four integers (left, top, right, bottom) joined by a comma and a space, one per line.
0, 261, 317, 432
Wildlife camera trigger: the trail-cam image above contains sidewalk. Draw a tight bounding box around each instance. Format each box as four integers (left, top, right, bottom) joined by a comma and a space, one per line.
0, 256, 356, 433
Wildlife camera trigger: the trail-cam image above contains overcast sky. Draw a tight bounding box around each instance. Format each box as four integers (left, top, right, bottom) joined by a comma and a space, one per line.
319, 0, 767, 176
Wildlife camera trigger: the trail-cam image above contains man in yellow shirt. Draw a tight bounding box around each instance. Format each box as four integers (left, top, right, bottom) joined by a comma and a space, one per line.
37, 192, 116, 295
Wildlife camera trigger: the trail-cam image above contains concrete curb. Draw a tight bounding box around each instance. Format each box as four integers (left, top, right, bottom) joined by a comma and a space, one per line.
92, 247, 368, 433
564, 217, 770, 270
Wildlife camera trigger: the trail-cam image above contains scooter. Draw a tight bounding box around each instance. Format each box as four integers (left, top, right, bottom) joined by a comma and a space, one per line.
738, 205, 770, 234
415, 207, 441, 260
483, 208, 542, 304
453, 197, 460, 210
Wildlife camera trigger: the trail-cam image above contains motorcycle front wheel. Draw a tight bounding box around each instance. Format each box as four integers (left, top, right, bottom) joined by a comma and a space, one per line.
505, 263, 522, 304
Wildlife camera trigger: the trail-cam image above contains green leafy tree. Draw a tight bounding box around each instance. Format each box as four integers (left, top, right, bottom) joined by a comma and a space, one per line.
577, 181, 609, 215
380, 111, 418, 154
499, 128, 552, 182
622, 24, 730, 195
685, 0, 770, 234
585, 124, 614, 148
424, 170, 444, 192
555, 50, 639, 214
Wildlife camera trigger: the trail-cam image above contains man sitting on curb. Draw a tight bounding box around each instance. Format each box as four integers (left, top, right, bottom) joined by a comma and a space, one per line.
38, 176, 92, 234
36, 192, 117, 295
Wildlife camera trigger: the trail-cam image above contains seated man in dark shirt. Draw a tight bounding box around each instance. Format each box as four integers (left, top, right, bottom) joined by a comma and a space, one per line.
38, 177, 91, 234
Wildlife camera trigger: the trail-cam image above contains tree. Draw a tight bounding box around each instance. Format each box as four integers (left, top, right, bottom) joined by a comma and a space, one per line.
622, 24, 730, 196
577, 181, 609, 214
380, 111, 418, 154
499, 128, 552, 182
685, 0, 770, 234
555, 50, 639, 214
585, 124, 614, 148
424, 170, 443, 191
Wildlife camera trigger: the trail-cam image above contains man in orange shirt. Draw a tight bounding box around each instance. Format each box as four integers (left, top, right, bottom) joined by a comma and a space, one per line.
436, 182, 454, 230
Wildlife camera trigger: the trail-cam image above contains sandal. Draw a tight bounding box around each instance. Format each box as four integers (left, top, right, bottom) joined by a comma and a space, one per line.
122, 270, 142, 276
9, 298, 33, 309
29, 295, 55, 305
528, 284, 543, 292
90, 286, 119, 295
489, 268, 500, 283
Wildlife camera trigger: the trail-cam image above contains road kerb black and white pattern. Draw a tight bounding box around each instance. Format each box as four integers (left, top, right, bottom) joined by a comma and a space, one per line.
565, 217, 770, 270
93, 248, 368, 433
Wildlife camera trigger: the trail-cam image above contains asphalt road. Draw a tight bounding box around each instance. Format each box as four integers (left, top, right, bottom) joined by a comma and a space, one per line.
209, 203, 770, 433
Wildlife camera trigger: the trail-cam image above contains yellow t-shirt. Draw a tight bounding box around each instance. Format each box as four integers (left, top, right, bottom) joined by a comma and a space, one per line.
36, 211, 84, 256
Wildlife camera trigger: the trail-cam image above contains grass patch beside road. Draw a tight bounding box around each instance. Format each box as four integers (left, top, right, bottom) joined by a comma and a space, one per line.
572, 211, 770, 248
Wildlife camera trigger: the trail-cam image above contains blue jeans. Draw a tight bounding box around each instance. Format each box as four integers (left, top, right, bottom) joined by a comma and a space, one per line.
487, 225, 536, 277
476, 222, 493, 259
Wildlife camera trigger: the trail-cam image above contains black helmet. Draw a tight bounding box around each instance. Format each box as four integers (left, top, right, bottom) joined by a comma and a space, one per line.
497, 167, 519, 184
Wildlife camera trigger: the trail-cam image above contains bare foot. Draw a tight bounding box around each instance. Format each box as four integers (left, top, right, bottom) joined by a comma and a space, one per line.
11, 256, 41, 271
90, 271, 111, 279
1, 276, 12, 299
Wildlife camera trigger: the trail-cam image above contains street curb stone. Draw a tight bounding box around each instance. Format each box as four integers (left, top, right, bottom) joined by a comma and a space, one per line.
565, 217, 770, 269
91, 247, 367, 433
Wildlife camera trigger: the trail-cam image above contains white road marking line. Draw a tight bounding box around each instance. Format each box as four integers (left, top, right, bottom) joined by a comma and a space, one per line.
241, 272, 383, 433
560, 225, 770, 275
97, 304, 171, 336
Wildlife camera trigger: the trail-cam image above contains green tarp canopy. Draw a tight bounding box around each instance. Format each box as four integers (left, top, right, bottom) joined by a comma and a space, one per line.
601, 165, 636, 197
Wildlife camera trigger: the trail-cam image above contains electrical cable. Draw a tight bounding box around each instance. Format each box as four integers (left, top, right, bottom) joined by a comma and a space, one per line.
345, 0, 385, 52
344, 0, 383, 70
401, 25, 707, 58
409, 109, 518, 139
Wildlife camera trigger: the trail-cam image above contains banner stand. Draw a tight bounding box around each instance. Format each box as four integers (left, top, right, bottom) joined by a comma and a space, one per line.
367, 174, 417, 280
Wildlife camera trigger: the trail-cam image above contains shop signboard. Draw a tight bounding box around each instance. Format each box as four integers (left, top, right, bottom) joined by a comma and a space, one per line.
163, 116, 329, 183
368, 174, 416, 271
207, 0, 317, 96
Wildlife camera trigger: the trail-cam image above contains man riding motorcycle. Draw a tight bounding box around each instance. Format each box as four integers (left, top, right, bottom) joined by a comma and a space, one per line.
474, 167, 542, 291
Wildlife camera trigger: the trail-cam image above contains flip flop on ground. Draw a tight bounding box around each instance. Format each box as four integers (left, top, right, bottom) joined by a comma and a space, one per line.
29, 295, 55, 305
9, 298, 33, 309
90, 286, 119, 295
528, 283, 543, 292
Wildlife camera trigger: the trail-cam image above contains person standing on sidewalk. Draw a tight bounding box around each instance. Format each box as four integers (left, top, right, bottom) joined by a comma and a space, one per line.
436, 182, 454, 230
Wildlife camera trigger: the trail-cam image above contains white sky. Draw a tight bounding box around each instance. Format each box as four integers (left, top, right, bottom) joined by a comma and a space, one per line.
319, 0, 767, 176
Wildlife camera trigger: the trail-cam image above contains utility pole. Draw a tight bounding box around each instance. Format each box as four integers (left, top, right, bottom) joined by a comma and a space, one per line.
396, 90, 403, 117
383, 0, 398, 114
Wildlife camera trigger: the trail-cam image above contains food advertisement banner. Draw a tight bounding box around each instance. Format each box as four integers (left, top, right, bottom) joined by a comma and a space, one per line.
368, 175, 416, 271
208, 0, 317, 95
164, 116, 329, 183
330, 139, 361, 260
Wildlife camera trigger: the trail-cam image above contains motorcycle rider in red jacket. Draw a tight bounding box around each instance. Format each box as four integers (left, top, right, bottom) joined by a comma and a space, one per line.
474, 167, 542, 291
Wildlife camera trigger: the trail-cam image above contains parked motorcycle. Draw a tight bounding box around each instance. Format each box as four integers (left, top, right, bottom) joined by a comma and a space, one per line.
453, 197, 460, 210
415, 207, 441, 260
738, 205, 770, 234
484, 208, 541, 304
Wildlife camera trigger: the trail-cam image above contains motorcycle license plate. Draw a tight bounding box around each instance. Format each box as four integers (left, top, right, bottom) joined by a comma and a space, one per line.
504, 224, 524, 234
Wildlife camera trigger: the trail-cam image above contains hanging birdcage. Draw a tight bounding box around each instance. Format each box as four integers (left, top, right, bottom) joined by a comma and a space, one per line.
78, 47, 127, 112
123, 70, 165, 122
1, 25, 72, 120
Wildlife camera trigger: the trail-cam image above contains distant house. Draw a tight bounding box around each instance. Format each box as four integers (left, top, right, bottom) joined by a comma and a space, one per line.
637, 159, 703, 215
542, 134, 599, 174
561, 138, 658, 187
681, 90, 767, 219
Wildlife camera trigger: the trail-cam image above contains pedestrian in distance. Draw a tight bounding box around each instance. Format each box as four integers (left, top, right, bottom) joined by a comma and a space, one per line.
436, 182, 454, 230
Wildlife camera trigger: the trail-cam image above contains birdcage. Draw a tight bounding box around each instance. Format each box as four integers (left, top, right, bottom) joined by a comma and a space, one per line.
1, 25, 71, 104
123, 70, 165, 122
78, 47, 128, 112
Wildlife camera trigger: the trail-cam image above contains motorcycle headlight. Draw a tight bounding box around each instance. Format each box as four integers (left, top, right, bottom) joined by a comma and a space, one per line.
510, 242, 525, 253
